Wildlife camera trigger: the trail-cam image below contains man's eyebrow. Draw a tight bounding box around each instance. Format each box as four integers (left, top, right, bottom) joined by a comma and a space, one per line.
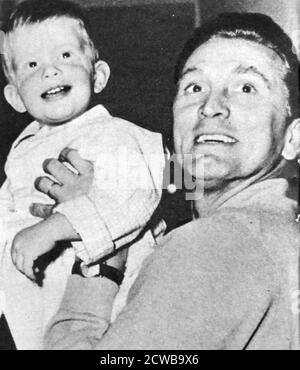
234, 65, 271, 87
179, 67, 199, 81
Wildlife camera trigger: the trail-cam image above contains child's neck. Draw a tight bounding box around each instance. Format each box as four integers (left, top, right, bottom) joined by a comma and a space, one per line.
37, 109, 90, 129
37, 101, 95, 129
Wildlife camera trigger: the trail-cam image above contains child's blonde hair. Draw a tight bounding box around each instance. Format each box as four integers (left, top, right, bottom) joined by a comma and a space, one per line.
1, 0, 99, 84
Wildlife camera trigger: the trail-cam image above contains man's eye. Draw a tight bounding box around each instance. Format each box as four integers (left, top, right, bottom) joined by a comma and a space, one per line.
185, 84, 203, 94
241, 83, 256, 94
28, 61, 37, 69
62, 52, 71, 59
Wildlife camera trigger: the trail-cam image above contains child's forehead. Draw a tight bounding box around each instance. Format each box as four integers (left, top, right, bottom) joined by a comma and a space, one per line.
10, 17, 84, 52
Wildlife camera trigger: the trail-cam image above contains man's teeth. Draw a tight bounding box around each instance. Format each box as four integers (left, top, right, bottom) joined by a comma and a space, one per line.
196, 134, 236, 143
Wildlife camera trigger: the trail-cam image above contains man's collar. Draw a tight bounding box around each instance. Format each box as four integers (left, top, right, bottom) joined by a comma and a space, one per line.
192, 178, 297, 219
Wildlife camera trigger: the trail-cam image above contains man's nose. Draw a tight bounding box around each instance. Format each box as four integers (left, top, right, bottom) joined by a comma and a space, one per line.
199, 90, 230, 119
42, 64, 60, 79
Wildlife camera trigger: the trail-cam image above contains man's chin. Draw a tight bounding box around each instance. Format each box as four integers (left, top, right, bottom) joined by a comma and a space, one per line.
190, 166, 230, 189
201, 176, 229, 191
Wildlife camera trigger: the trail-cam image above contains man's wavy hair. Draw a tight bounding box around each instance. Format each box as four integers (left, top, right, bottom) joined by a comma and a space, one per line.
174, 12, 300, 120
1, 0, 99, 83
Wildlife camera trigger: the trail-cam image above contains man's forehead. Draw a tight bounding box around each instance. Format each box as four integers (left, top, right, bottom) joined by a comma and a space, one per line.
181, 38, 288, 80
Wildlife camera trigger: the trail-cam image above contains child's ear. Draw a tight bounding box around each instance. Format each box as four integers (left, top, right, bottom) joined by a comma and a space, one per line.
282, 119, 300, 160
4, 84, 27, 113
93, 60, 110, 94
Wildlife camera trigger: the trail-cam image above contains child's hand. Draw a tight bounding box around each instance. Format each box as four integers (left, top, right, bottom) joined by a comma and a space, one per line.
11, 213, 79, 282
11, 223, 56, 281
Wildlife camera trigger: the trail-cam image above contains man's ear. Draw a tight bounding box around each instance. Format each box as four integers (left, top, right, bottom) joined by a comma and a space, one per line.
282, 119, 300, 160
93, 60, 110, 94
4, 84, 27, 113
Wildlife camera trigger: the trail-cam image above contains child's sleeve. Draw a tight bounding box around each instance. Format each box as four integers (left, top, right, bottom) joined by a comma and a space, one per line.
0, 178, 41, 239
0, 179, 28, 244
54, 124, 165, 266
0, 179, 13, 217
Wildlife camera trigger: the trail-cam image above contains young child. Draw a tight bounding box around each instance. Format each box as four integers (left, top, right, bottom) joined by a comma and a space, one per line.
0, 0, 165, 349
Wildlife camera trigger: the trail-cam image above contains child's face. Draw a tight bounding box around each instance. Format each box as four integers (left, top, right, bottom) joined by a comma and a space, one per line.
8, 17, 95, 125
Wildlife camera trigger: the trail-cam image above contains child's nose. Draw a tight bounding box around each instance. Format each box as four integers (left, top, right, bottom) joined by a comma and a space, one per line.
42, 65, 60, 79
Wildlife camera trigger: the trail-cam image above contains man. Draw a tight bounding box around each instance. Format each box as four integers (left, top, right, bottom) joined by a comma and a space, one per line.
34, 13, 299, 349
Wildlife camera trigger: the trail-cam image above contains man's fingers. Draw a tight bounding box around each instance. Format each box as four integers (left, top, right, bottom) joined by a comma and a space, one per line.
30, 203, 54, 219
43, 158, 76, 183
59, 148, 94, 175
34, 176, 62, 199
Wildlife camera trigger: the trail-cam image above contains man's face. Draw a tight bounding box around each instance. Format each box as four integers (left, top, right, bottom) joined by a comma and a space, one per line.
173, 37, 291, 190
9, 17, 94, 125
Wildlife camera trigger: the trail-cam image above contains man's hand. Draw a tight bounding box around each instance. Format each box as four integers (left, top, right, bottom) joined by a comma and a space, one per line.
11, 222, 56, 281
31, 148, 94, 218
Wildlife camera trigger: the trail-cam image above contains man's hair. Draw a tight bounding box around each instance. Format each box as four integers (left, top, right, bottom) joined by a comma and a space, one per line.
174, 12, 300, 119
1, 0, 99, 83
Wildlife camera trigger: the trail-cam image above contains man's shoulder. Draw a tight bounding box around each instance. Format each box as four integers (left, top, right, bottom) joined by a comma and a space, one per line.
154, 204, 297, 289
136, 210, 277, 313
165, 206, 297, 254
155, 208, 273, 278
164, 207, 259, 246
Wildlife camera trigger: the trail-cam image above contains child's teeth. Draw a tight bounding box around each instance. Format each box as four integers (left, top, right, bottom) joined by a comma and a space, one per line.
47, 87, 64, 95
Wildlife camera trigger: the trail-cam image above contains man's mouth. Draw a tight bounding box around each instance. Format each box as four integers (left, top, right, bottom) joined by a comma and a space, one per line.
41, 85, 71, 99
195, 134, 237, 144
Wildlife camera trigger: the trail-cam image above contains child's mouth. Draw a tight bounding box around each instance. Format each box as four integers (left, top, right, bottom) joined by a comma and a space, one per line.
41, 85, 71, 100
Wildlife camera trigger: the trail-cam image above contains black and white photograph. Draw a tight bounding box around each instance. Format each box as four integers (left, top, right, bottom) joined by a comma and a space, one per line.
0, 0, 299, 352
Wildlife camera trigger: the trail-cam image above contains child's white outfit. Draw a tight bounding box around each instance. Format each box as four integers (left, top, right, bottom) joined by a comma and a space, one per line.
0, 105, 165, 349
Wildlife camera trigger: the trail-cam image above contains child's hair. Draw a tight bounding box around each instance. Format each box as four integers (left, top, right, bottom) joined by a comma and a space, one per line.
1, 0, 99, 83
174, 12, 300, 120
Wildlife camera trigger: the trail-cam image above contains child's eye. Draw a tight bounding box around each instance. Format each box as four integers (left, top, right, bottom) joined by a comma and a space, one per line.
240, 83, 256, 94
185, 83, 203, 95
62, 52, 71, 59
28, 61, 37, 69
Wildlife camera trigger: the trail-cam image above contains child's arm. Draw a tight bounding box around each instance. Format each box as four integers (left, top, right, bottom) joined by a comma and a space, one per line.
51, 125, 165, 267
11, 213, 79, 280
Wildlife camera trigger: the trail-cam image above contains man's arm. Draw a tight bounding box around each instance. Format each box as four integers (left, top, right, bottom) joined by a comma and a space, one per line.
92, 216, 276, 350
45, 214, 276, 350
44, 274, 119, 350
